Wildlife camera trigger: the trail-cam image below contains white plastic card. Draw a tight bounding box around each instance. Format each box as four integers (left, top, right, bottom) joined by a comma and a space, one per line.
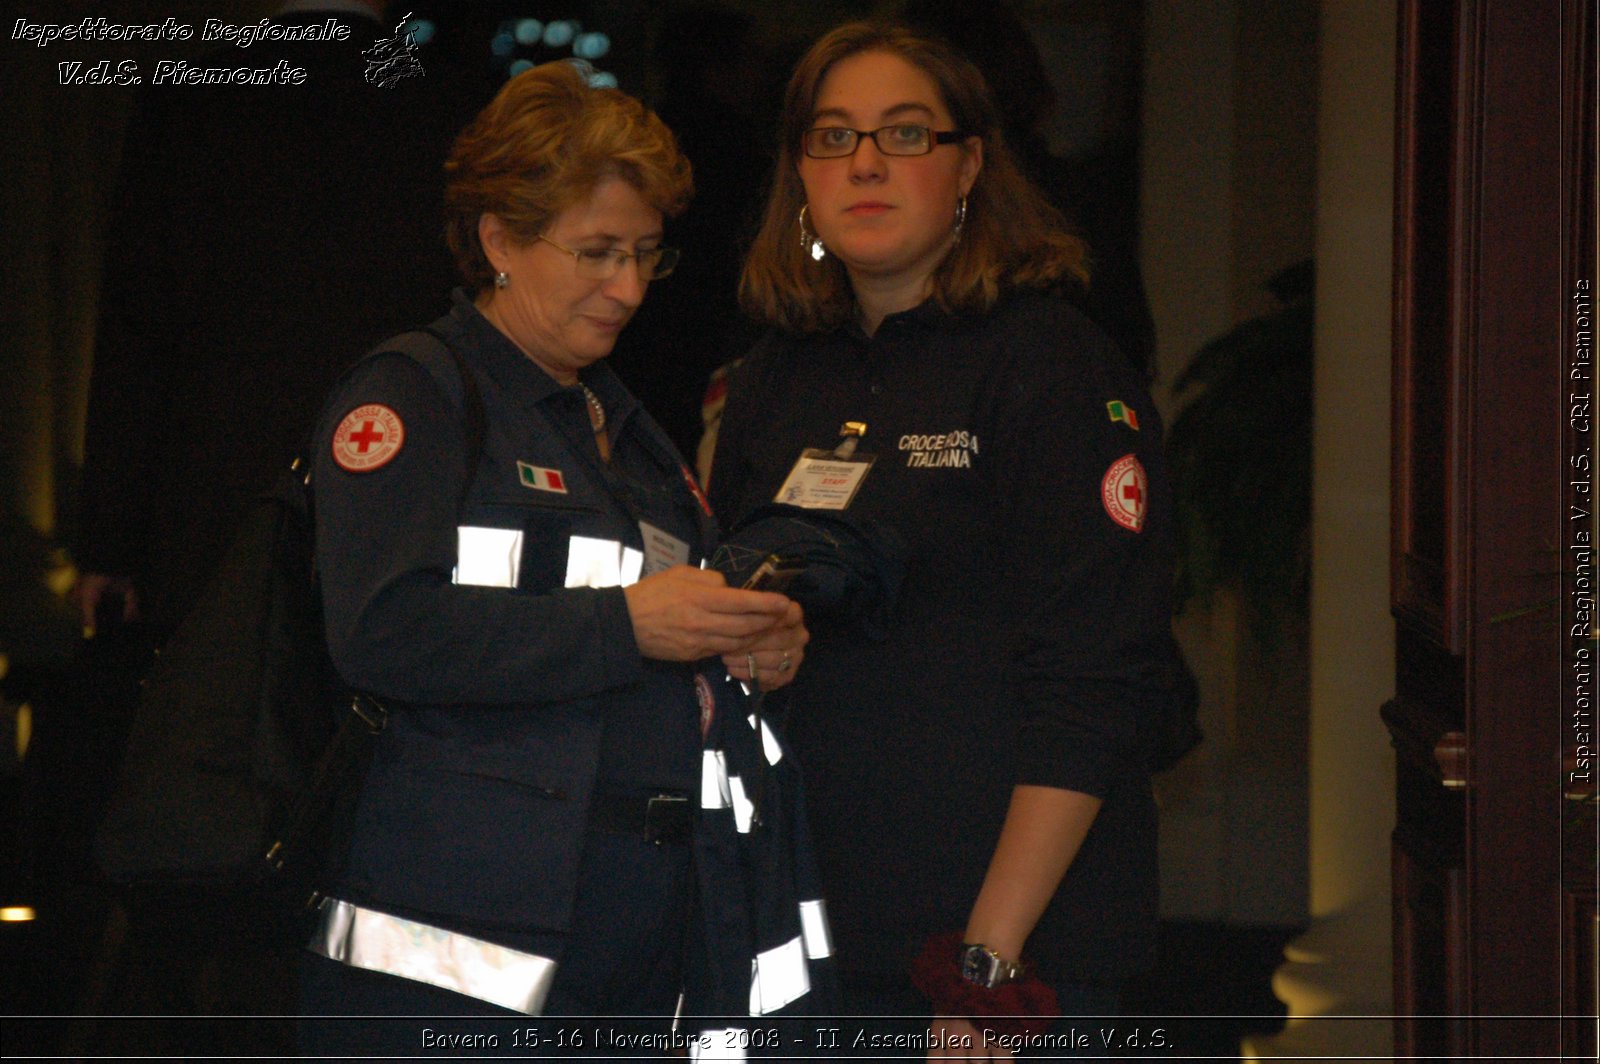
773, 450, 875, 510
640, 521, 691, 576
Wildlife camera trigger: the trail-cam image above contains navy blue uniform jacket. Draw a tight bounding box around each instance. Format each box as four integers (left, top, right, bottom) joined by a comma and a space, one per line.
710, 290, 1174, 984
311, 292, 714, 951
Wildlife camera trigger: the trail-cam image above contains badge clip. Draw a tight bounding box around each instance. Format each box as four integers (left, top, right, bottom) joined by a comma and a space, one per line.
834, 421, 867, 459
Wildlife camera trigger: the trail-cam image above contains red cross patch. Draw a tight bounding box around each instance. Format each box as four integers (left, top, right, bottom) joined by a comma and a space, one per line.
332, 404, 404, 473
1101, 453, 1148, 532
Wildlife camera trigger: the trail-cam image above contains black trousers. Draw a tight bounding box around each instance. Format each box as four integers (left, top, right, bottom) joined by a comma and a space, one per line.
298, 829, 693, 1058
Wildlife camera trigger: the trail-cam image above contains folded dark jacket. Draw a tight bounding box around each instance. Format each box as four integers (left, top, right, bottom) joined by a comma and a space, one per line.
709, 503, 906, 639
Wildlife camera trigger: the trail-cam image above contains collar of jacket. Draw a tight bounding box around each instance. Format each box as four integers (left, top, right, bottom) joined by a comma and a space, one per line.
836, 295, 959, 345
442, 287, 641, 427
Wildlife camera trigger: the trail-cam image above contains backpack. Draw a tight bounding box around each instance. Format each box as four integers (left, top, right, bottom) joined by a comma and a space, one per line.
1149, 636, 1203, 772
93, 331, 482, 896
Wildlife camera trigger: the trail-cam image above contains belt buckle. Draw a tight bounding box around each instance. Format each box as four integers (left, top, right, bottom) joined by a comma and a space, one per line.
645, 793, 689, 846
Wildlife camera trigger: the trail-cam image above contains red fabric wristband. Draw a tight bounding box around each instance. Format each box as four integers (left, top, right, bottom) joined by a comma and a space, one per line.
909, 931, 1060, 1040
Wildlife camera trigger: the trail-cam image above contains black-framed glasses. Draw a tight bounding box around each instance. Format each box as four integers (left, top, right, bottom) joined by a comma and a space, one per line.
536, 234, 680, 280
801, 124, 969, 159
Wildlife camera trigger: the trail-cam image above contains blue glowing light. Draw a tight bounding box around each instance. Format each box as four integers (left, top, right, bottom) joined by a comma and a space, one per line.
509, 59, 535, 77
404, 19, 435, 45
490, 31, 515, 57
572, 32, 610, 59
542, 20, 577, 48
513, 19, 544, 46
587, 70, 618, 89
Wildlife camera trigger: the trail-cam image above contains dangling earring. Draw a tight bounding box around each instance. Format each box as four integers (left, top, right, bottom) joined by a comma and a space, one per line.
953, 196, 968, 245
797, 205, 827, 262
494, 271, 509, 289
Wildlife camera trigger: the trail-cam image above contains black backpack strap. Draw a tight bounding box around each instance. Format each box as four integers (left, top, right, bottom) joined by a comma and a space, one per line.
268, 326, 489, 894
377, 326, 486, 515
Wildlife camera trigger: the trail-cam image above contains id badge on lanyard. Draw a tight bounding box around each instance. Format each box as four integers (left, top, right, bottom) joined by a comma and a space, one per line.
772, 421, 876, 510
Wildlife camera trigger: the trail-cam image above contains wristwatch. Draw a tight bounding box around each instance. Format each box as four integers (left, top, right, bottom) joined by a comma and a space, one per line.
958, 942, 1025, 988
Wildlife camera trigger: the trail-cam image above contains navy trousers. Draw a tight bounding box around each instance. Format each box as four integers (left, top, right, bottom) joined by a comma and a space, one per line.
298, 829, 693, 1058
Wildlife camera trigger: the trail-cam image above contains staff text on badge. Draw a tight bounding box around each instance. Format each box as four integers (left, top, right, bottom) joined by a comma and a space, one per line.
774, 450, 875, 510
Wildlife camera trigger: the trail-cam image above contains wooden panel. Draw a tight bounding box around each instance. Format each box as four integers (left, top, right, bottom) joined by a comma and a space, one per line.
1390, 0, 1576, 1057
1563, 2, 1598, 1059
1390, 0, 1470, 653
1389, 6, 1475, 1051
1565, 890, 1599, 1060
1392, 839, 1469, 1059
1459, 0, 1562, 1049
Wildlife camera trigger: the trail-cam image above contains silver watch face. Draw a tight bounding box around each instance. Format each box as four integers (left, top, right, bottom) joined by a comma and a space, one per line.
959, 945, 999, 987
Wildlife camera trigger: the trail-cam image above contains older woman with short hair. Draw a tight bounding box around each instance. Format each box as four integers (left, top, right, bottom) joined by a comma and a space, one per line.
297, 60, 806, 1052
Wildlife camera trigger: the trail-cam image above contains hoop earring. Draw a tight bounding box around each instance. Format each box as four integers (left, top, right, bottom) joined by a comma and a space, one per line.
953, 196, 968, 245
798, 205, 827, 262
494, 271, 509, 289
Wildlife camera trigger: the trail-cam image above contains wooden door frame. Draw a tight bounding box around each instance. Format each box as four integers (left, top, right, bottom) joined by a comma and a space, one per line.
1388, 1, 1591, 1057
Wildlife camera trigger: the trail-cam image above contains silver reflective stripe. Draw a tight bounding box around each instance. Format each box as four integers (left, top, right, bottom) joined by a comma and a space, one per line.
621, 546, 643, 585
310, 898, 557, 1015
454, 526, 523, 588
701, 750, 731, 810
727, 774, 754, 834
798, 899, 832, 959
701, 751, 752, 832
565, 535, 633, 589
689, 1030, 748, 1061
745, 713, 784, 765
748, 935, 810, 1015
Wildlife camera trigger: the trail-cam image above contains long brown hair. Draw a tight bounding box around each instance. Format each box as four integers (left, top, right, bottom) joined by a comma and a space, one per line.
739, 22, 1087, 334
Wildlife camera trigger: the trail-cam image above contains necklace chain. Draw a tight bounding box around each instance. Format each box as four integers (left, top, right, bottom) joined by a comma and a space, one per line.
579, 383, 606, 433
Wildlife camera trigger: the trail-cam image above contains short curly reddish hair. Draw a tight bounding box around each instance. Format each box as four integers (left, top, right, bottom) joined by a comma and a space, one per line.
443, 61, 693, 292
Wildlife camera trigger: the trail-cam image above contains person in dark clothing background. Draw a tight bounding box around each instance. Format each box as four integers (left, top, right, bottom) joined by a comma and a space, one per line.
74, 1, 484, 639
64, 3, 486, 1053
606, 1, 787, 462
900, 0, 1157, 377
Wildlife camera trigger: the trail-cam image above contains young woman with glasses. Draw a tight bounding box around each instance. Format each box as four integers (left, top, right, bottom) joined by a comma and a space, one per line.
711, 23, 1178, 1059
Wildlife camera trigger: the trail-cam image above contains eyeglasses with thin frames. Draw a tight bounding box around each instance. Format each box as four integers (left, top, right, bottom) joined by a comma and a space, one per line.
536, 234, 680, 280
801, 124, 970, 159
